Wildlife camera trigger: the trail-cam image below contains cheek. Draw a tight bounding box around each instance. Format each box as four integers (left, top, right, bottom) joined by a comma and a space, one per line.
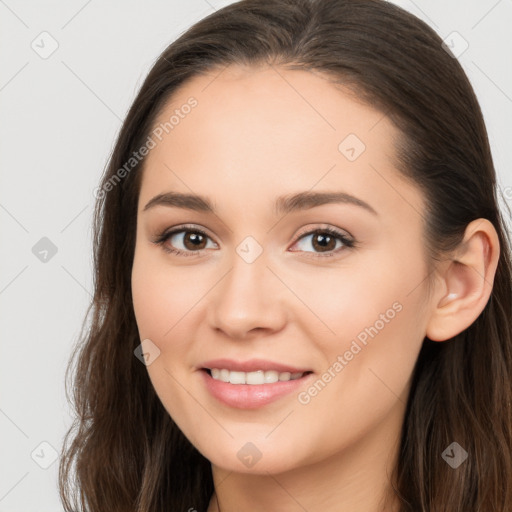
289, 292, 424, 464
287, 249, 426, 343
290, 249, 427, 396
131, 249, 205, 429
131, 248, 209, 341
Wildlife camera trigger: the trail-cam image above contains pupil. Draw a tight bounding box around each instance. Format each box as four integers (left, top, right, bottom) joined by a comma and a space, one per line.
185, 232, 205, 249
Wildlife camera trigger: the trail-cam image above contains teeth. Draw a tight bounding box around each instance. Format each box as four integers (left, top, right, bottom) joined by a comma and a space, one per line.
209, 369, 305, 385
230, 371, 246, 384
264, 370, 279, 383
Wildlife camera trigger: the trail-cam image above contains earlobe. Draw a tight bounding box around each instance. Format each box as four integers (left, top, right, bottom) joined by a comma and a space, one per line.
425, 219, 500, 342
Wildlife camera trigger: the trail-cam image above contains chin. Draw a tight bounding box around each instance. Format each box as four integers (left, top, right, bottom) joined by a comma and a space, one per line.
196, 437, 307, 475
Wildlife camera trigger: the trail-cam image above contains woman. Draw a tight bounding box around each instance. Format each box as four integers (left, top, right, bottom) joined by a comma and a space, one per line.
59, 0, 512, 510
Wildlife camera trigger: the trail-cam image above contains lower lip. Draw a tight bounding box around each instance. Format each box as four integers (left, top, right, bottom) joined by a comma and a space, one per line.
200, 370, 313, 409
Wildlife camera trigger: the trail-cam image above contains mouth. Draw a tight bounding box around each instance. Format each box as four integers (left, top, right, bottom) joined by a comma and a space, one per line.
198, 359, 314, 409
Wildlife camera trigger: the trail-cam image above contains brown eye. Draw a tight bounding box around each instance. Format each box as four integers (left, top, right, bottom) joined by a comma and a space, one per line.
155, 226, 217, 256
290, 228, 354, 256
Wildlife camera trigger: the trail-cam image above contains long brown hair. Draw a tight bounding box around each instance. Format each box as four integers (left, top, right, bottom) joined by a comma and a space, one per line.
59, 0, 512, 510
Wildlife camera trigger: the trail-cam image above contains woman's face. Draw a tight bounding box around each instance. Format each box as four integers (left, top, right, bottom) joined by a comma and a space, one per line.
131, 65, 433, 475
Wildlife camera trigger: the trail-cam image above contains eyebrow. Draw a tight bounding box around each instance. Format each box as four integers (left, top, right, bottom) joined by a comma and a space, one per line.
143, 190, 378, 216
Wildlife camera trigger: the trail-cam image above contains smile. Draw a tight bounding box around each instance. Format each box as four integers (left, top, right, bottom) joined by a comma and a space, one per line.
200, 368, 314, 409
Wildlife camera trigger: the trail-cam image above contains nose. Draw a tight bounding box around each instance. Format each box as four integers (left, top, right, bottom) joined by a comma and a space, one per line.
207, 248, 288, 340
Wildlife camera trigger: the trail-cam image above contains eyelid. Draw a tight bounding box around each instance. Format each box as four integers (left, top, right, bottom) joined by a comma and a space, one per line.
155, 223, 217, 244
293, 223, 353, 241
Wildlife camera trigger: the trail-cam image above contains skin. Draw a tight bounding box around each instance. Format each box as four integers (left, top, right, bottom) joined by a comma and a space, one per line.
131, 64, 500, 511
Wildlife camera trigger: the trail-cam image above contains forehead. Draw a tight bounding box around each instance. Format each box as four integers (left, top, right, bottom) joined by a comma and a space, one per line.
139, 64, 423, 222
152, 64, 392, 148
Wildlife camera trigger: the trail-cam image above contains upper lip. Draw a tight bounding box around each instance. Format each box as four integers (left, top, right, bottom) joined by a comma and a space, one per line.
200, 358, 312, 374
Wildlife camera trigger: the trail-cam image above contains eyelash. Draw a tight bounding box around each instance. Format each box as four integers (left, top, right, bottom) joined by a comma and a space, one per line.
153, 224, 355, 258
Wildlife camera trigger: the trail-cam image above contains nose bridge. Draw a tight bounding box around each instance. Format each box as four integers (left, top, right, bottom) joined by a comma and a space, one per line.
208, 240, 286, 337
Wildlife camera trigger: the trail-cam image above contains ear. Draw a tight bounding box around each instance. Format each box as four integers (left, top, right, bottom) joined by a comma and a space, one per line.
425, 218, 500, 342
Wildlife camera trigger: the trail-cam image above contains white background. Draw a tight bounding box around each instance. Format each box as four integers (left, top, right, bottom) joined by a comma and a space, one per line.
1, 0, 511, 510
